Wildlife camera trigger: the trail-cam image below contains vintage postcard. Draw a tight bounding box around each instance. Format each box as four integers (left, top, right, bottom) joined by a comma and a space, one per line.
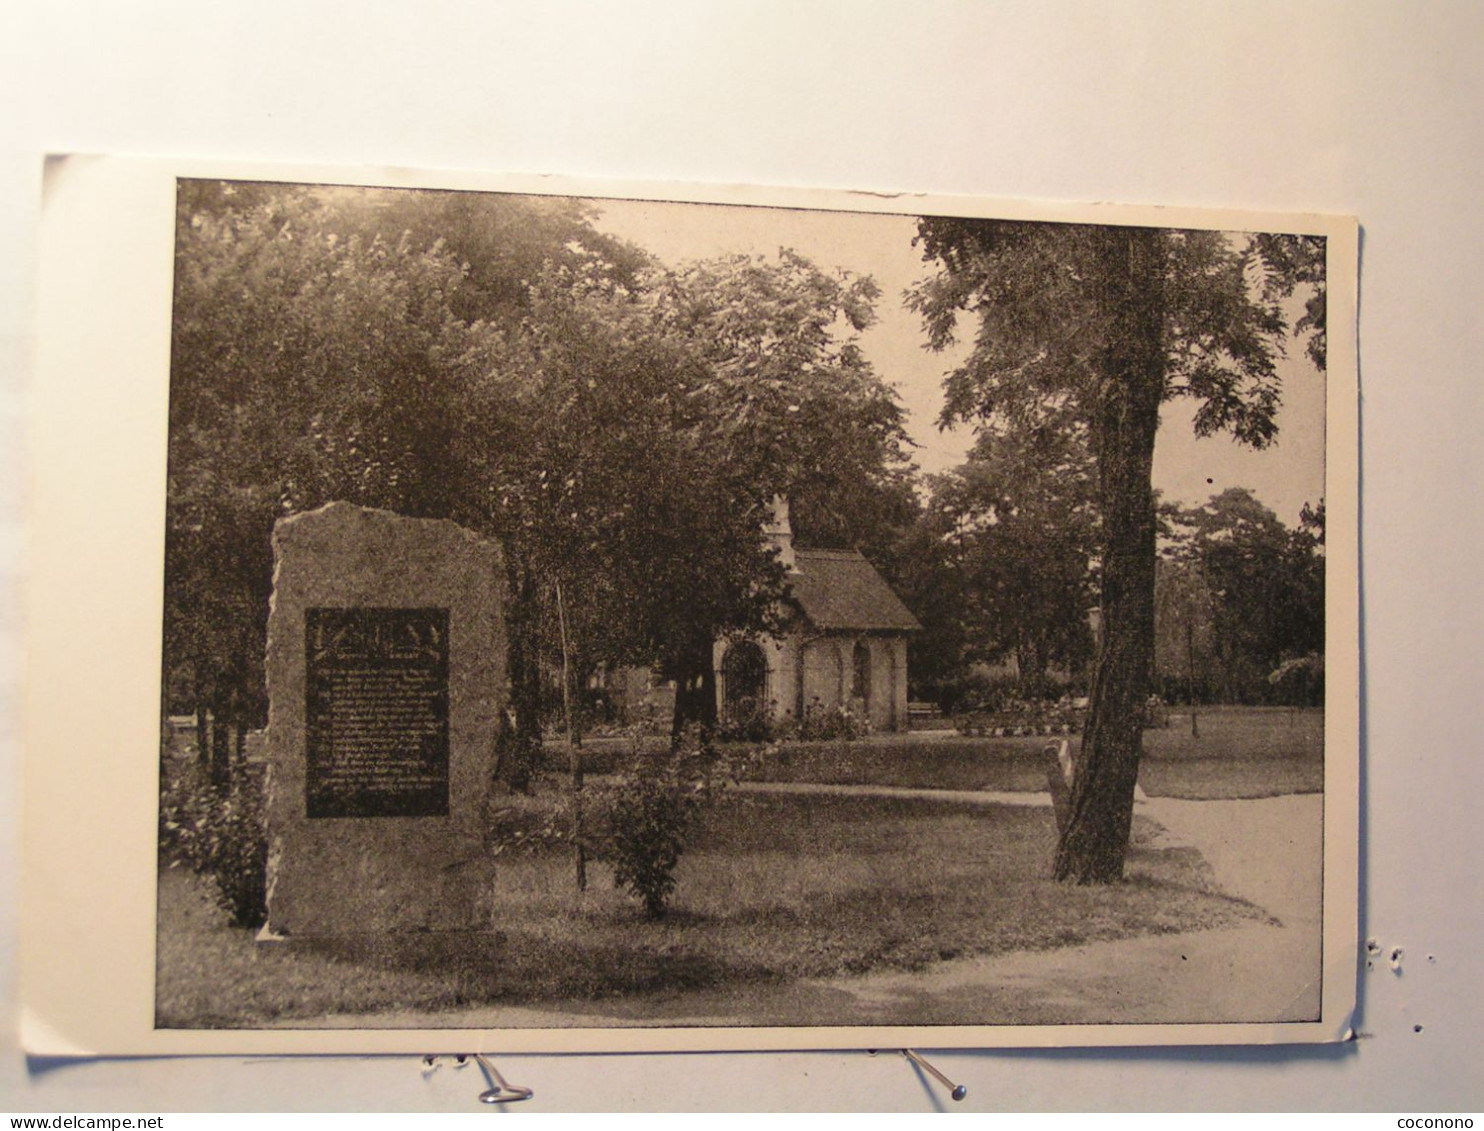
21, 156, 1358, 1055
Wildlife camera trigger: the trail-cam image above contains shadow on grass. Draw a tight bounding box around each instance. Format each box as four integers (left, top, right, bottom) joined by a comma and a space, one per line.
300, 927, 777, 1003
156, 792, 1271, 1028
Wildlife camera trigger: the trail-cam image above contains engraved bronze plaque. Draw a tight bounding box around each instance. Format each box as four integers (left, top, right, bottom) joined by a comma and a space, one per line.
305, 607, 450, 818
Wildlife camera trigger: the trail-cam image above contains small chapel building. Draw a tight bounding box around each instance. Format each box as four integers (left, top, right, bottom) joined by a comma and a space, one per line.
713, 499, 921, 733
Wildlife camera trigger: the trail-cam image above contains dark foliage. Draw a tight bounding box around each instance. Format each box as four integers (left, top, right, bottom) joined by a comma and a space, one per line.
159, 761, 268, 928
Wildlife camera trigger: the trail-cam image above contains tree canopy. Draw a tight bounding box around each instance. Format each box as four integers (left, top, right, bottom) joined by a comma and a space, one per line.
910, 218, 1325, 882
164, 182, 914, 773
921, 426, 1098, 685
1156, 488, 1325, 705
164, 186, 1326, 867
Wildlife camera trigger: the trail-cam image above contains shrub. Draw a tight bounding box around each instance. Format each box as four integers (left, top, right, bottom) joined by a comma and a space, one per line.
159, 761, 268, 928
582, 698, 672, 740
585, 725, 762, 919
601, 763, 699, 919
717, 695, 775, 743
485, 795, 572, 858
776, 699, 871, 742
1267, 653, 1325, 707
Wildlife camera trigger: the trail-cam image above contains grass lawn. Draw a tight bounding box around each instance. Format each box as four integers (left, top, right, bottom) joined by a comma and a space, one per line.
736, 706, 1323, 800
742, 735, 1047, 793
155, 791, 1261, 1028
1139, 707, 1324, 798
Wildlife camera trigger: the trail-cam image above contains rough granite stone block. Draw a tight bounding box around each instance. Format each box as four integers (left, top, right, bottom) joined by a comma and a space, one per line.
262, 502, 504, 937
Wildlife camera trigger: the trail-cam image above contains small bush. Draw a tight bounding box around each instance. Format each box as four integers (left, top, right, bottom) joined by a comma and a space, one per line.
585, 725, 761, 919
582, 697, 672, 740
777, 699, 871, 742
721, 697, 875, 744
929, 671, 1089, 715
485, 796, 571, 858
159, 761, 268, 928
602, 764, 699, 919
717, 695, 775, 743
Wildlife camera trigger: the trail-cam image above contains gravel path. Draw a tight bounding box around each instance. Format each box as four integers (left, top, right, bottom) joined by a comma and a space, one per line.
724, 792, 1326, 1028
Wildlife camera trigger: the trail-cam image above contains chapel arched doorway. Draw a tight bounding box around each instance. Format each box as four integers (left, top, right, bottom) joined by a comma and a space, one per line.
722, 639, 768, 726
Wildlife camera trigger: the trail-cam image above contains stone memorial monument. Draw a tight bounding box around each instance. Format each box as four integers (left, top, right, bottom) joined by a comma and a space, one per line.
261, 502, 504, 938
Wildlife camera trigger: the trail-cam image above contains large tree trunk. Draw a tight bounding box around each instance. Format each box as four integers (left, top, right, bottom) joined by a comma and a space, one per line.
1055, 228, 1165, 883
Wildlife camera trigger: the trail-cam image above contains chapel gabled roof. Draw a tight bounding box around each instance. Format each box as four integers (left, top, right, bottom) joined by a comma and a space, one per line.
785, 548, 922, 633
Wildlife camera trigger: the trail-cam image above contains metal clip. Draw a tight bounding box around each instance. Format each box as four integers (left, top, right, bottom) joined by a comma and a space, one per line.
473, 1053, 534, 1104
902, 1049, 967, 1102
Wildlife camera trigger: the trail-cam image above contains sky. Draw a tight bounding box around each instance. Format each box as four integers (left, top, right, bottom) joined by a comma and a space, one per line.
588, 195, 1327, 527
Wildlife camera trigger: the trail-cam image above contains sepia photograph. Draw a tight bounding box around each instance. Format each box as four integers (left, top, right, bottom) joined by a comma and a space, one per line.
10, 3, 1482, 1113
145, 173, 1350, 1039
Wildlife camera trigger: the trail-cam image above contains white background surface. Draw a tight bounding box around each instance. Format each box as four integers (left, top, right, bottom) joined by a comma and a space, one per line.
1, 0, 1480, 1113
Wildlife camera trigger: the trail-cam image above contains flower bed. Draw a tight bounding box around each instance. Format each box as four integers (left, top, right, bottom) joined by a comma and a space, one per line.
953, 697, 1084, 737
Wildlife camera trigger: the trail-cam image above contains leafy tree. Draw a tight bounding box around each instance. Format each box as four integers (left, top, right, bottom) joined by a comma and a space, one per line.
1253, 234, 1327, 370
426, 236, 912, 751
1158, 489, 1325, 705
891, 501, 974, 704
165, 185, 491, 773
161, 479, 276, 780
484, 259, 788, 747
911, 219, 1325, 882
926, 427, 1098, 688
325, 189, 654, 780
1153, 543, 1216, 713
647, 251, 914, 735
166, 183, 655, 787
654, 251, 911, 523
168, 186, 916, 801
170, 186, 491, 518
331, 186, 650, 331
